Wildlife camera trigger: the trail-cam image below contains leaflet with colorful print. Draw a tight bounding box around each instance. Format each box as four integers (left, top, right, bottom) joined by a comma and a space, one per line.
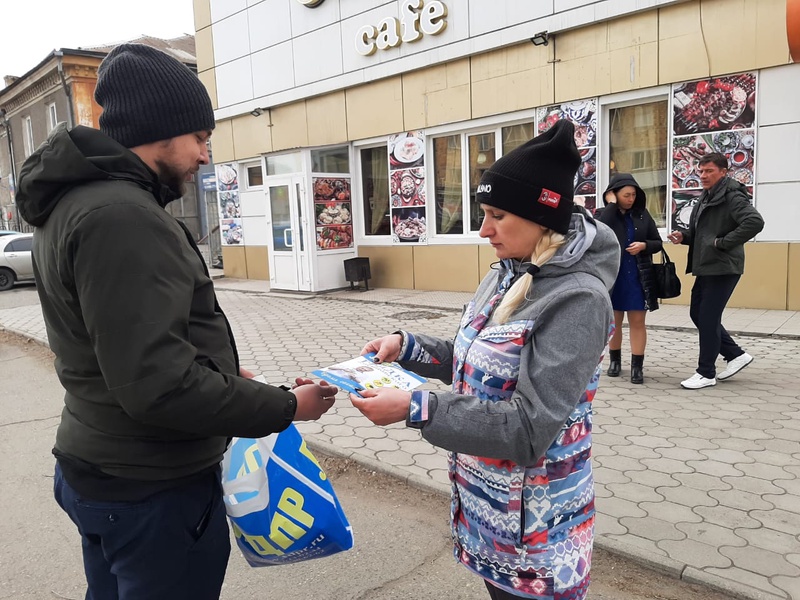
311, 353, 426, 397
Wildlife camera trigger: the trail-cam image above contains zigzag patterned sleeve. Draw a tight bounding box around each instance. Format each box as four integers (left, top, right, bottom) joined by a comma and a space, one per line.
396, 330, 454, 385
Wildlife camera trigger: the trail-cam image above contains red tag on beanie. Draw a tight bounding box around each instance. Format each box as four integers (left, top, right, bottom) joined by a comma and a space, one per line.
537, 189, 561, 208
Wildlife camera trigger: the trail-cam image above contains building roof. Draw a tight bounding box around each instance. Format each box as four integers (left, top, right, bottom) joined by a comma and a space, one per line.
82, 34, 196, 65
0, 35, 196, 96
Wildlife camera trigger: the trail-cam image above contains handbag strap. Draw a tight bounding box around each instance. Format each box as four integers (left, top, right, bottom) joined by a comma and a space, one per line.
660, 247, 673, 264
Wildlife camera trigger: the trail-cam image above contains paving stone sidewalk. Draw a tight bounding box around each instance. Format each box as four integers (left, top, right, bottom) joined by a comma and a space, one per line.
2, 285, 799, 600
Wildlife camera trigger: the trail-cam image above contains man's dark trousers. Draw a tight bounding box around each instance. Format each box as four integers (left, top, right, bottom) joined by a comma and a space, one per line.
54, 464, 230, 600
689, 274, 745, 379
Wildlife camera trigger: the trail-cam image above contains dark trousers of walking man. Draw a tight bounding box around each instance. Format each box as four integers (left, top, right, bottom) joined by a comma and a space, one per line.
689, 274, 745, 379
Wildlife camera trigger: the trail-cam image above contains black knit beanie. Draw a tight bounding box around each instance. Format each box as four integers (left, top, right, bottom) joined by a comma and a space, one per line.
95, 44, 215, 148
476, 120, 580, 234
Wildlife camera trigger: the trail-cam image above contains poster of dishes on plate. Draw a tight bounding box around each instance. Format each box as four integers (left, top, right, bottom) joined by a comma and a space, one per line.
216, 163, 244, 245
220, 218, 243, 245
388, 131, 427, 243
313, 177, 354, 250
670, 72, 757, 227
536, 99, 598, 213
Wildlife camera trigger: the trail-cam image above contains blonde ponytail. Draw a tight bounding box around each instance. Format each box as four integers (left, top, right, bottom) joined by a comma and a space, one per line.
493, 230, 566, 324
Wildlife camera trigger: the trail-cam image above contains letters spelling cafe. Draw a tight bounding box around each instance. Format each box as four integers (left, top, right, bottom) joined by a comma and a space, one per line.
197, 0, 800, 311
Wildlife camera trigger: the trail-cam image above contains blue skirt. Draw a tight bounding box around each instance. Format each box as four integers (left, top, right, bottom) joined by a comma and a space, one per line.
611, 215, 646, 311
611, 257, 646, 311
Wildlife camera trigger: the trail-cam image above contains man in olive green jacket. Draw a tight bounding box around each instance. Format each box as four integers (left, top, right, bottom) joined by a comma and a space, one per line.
16, 44, 337, 598
668, 153, 764, 390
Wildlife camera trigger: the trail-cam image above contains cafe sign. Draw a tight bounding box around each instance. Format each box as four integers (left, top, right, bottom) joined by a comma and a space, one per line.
355, 0, 448, 57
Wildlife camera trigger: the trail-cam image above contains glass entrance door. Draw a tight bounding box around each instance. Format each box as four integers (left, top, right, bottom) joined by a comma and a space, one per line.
266, 177, 310, 291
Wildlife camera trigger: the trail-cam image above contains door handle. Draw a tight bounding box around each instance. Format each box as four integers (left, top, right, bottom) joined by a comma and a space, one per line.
283, 228, 293, 248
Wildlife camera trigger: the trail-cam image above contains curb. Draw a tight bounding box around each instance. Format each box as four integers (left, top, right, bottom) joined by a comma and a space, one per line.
0, 324, 49, 348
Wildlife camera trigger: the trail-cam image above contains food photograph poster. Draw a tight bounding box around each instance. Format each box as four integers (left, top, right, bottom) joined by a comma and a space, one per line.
537, 99, 598, 213
670, 72, 757, 230
313, 177, 354, 250
388, 131, 427, 244
216, 163, 243, 245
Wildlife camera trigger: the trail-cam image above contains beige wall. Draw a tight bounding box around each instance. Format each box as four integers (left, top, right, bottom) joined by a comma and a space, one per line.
413, 246, 480, 292
356, 246, 415, 289
244, 246, 270, 280
213, 0, 790, 162
789, 244, 800, 311
625, 242, 794, 310
222, 246, 247, 279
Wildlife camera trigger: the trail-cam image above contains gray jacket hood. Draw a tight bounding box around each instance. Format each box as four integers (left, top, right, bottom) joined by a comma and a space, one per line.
505, 209, 619, 293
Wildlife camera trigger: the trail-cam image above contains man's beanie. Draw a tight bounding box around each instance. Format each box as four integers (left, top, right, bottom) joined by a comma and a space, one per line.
95, 44, 215, 148
476, 120, 580, 235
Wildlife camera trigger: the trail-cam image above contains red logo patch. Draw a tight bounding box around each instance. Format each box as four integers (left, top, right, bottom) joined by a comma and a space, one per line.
538, 189, 561, 208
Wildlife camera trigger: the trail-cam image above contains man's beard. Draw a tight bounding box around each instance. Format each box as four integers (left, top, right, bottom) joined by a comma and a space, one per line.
155, 159, 187, 198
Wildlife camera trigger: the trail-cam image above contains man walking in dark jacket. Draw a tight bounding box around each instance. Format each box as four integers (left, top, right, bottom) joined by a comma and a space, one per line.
667, 153, 764, 390
16, 44, 338, 599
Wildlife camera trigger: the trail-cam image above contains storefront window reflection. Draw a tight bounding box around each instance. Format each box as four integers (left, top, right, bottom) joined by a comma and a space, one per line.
266, 152, 302, 176
468, 133, 496, 232
433, 135, 463, 235
608, 101, 668, 227
360, 147, 390, 236
502, 122, 535, 154
312, 146, 350, 173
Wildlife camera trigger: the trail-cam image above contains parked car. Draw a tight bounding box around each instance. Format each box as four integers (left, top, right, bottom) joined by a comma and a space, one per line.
0, 234, 34, 291
0, 230, 20, 236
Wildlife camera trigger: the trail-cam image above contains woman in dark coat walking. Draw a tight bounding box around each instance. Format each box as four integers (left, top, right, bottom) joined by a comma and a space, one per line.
596, 173, 662, 383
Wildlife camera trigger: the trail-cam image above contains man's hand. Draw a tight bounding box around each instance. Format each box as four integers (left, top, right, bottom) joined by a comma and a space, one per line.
667, 231, 684, 244
361, 334, 403, 364
350, 388, 412, 426
292, 383, 338, 421
239, 367, 256, 379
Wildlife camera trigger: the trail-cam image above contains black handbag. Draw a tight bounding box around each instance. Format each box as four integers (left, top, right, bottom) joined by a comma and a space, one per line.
654, 248, 682, 299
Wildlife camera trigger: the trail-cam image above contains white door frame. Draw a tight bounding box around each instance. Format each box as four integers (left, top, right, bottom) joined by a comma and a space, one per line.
265, 175, 311, 291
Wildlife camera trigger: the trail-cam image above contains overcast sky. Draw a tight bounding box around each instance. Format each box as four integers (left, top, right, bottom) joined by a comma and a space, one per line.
1, 0, 196, 83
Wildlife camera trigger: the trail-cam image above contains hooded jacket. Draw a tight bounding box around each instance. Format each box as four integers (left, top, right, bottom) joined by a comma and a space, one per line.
596, 173, 662, 311
16, 125, 296, 492
394, 210, 618, 598
678, 176, 764, 276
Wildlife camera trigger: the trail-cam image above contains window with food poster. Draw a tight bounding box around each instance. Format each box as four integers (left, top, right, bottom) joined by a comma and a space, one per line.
313, 177, 354, 250
536, 100, 598, 214
670, 72, 757, 230
388, 131, 428, 244
216, 163, 244, 245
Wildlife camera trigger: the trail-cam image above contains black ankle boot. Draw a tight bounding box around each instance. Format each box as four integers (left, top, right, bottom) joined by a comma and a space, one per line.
631, 354, 644, 384
607, 349, 621, 377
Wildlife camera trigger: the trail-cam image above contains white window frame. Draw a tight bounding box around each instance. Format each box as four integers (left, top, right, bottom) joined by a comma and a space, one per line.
240, 160, 264, 190
598, 86, 671, 234
425, 112, 538, 244
352, 139, 391, 243
46, 102, 58, 132
23, 116, 34, 157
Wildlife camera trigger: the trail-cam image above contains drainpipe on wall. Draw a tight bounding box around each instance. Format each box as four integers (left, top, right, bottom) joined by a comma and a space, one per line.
54, 51, 76, 128
0, 109, 20, 230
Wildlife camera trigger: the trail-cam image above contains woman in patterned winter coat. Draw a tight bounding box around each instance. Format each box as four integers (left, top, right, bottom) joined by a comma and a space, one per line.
351, 121, 618, 600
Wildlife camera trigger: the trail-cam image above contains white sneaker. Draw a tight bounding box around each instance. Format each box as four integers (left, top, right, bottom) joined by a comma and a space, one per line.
681, 373, 717, 389
717, 353, 753, 381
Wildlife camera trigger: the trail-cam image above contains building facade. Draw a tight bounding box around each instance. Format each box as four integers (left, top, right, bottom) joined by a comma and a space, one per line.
195, 0, 800, 310
0, 36, 211, 244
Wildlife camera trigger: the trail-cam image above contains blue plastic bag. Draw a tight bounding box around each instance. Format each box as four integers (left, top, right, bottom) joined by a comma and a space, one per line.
221, 424, 354, 566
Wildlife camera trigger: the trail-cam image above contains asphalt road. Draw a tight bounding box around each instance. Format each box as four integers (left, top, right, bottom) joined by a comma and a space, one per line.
0, 328, 732, 600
